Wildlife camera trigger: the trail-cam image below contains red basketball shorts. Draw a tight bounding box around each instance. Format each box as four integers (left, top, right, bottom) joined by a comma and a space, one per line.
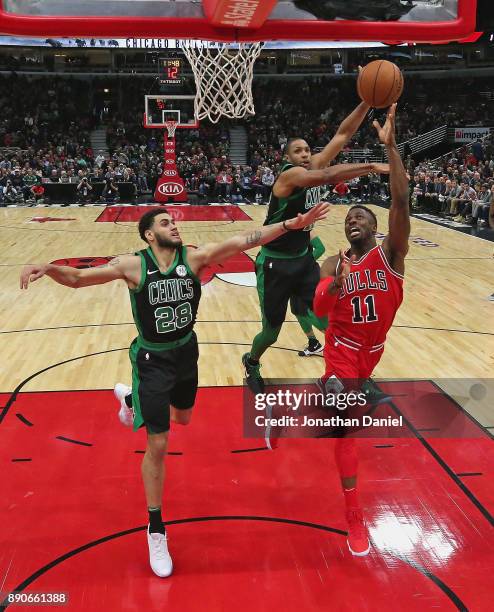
323, 335, 384, 383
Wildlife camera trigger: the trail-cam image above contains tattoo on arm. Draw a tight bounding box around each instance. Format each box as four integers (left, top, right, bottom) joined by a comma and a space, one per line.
245, 231, 262, 247
96, 257, 120, 269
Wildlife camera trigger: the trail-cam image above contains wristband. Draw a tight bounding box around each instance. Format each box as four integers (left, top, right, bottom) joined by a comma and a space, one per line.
282, 220, 293, 231
313, 276, 339, 317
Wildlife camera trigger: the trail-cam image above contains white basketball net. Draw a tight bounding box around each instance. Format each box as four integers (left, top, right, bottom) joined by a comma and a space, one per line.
164, 120, 178, 138
182, 43, 264, 124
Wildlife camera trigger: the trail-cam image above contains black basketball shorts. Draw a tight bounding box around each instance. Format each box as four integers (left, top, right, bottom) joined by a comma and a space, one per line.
256, 251, 320, 327
129, 332, 199, 434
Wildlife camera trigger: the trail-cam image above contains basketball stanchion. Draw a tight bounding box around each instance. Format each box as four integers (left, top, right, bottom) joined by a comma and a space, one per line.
152, 119, 188, 204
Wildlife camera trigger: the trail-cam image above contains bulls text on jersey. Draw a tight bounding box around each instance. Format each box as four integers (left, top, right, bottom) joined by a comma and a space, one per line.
338, 269, 388, 297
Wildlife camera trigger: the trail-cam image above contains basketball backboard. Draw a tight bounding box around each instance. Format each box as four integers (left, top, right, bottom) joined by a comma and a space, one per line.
0, 1, 480, 43
144, 95, 198, 129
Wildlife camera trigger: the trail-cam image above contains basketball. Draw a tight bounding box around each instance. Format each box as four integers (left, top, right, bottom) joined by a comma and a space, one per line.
357, 60, 404, 109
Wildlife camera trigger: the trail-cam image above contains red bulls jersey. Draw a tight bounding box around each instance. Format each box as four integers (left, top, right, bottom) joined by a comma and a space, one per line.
328, 245, 403, 350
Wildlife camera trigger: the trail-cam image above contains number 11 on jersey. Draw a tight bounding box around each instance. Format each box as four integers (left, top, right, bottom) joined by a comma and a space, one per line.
351, 295, 378, 323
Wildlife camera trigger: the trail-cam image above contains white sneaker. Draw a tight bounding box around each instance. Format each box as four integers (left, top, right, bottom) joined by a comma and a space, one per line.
114, 383, 133, 427
147, 527, 173, 577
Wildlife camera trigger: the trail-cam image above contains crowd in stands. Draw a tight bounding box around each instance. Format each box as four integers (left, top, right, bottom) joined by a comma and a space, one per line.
247, 76, 494, 164
0, 73, 493, 210
409, 135, 494, 225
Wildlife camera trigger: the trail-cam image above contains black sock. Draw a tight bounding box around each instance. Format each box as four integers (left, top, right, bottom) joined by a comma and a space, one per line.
308, 337, 320, 350
124, 394, 132, 408
148, 507, 165, 534
248, 356, 259, 366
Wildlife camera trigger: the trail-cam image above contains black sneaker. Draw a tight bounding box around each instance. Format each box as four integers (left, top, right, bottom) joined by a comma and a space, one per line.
298, 341, 323, 357
242, 353, 265, 394
361, 379, 391, 406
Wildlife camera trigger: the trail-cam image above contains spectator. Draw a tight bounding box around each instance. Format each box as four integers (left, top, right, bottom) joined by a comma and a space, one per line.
216, 169, 233, 202
76, 176, 93, 204
422, 175, 436, 211
94, 150, 106, 168
252, 169, 264, 204
472, 139, 484, 163
452, 182, 477, 221
442, 179, 459, 214
332, 181, 350, 204
241, 170, 253, 203
230, 176, 245, 205
428, 176, 446, 213
30, 179, 45, 205
22, 168, 38, 201
3, 180, 21, 204
261, 167, 275, 203
470, 183, 492, 225
101, 177, 120, 204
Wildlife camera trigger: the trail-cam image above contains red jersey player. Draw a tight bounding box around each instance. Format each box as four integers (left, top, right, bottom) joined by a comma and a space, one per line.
313, 104, 410, 557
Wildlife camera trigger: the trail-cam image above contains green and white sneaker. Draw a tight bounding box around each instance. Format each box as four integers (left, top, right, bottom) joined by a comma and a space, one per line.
242, 353, 265, 394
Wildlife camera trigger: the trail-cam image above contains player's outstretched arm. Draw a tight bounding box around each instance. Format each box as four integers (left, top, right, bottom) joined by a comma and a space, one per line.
20, 255, 141, 290
274, 162, 389, 198
489, 198, 494, 230
188, 202, 330, 269
311, 102, 370, 170
373, 104, 410, 276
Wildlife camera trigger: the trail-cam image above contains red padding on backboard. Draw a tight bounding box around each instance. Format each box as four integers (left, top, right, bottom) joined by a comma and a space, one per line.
239, 0, 478, 43
0, 0, 477, 42
0, 0, 234, 40
202, 0, 277, 29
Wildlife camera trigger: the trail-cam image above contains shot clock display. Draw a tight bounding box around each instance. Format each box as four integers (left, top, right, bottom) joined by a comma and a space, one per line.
159, 57, 184, 86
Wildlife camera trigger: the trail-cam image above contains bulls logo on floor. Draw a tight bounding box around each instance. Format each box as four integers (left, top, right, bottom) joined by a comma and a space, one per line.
50, 252, 256, 286
197, 250, 256, 287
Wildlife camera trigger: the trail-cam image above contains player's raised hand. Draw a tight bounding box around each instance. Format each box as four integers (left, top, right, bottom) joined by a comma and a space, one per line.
20, 264, 48, 289
285, 202, 330, 230
334, 250, 356, 289
373, 103, 397, 146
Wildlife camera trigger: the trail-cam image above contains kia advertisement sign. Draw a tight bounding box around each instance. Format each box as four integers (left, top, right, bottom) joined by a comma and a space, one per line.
154, 125, 188, 203
157, 183, 184, 196
155, 176, 188, 203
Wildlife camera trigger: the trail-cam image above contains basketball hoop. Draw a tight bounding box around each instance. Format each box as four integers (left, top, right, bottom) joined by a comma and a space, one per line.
164, 120, 178, 139
182, 42, 264, 124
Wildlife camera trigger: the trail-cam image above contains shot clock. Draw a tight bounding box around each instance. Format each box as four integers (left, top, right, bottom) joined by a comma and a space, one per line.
159, 57, 184, 86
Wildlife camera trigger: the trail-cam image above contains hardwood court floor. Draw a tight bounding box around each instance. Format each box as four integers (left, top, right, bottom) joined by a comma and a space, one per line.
1, 204, 493, 611
0, 204, 492, 419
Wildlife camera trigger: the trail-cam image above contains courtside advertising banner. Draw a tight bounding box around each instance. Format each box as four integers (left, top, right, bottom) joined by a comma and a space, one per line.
454, 126, 491, 142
